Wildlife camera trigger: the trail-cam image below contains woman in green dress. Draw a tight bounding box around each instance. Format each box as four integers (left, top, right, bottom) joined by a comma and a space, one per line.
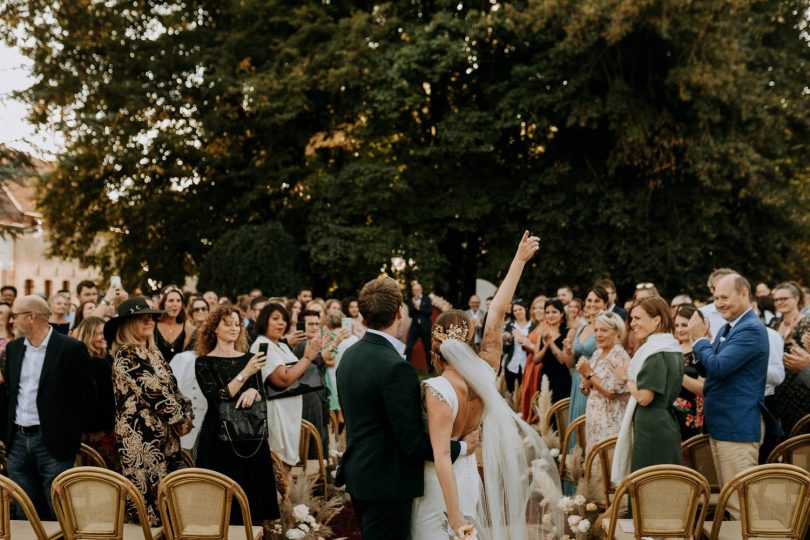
613, 296, 684, 477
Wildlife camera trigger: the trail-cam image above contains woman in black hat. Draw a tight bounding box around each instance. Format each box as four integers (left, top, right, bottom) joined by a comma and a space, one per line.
105, 297, 193, 526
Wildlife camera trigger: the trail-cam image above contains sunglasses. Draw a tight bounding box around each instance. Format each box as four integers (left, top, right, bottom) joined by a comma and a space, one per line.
192, 306, 209, 313
636, 282, 655, 290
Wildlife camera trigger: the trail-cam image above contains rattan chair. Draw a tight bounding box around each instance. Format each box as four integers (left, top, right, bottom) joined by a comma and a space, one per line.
292, 420, 328, 497
0, 474, 62, 539
545, 397, 570, 436
584, 435, 617, 507
601, 464, 710, 540
270, 451, 287, 499
790, 413, 810, 438
702, 463, 810, 539
0, 441, 7, 475
559, 414, 586, 478
75, 443, 106, 468
328, 410, 345, 457
682, 433, 720, 508
157, 468, 263, 540
767, 434, 810, 473
51, 466, 163, 539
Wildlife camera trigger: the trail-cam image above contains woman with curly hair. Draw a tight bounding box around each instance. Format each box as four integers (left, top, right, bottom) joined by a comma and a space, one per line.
194, 305, 279, 524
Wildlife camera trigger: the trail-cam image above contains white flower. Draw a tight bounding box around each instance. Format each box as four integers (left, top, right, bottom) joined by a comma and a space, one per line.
304, 514, 316, 524
331, 469, 337, 478
578, 518, 591, 533
285, 529, 305, 539
542, 514, 552, 524
298, 523, 310, 532
292, 504, 310, 522
585, 502, 597, 512
573, 494, 586, 506
557, 496, 574, 512
567, 515, 581, 527
549, 448, 560, 458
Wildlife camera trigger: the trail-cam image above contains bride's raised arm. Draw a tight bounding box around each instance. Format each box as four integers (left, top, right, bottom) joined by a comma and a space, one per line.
479, 231, 540, 371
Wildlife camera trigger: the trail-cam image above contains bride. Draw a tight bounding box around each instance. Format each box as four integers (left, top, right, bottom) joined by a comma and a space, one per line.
411, 232, 563, 539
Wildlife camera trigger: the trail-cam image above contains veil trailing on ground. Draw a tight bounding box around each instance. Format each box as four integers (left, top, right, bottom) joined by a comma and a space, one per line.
440, 339, 564, 538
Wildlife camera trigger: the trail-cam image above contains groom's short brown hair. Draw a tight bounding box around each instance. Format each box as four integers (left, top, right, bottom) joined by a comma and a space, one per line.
358, 277, 402, 330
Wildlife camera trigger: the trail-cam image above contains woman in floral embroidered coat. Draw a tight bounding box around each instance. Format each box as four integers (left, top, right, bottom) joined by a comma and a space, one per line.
105, 297, 193, 526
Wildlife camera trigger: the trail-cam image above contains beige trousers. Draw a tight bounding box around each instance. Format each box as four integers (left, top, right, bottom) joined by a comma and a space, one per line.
709, 416, 765, 520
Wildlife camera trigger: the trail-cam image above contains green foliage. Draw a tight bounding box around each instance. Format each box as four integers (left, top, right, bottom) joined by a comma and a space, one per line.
2, 0, 808, 300
197, 221, 301, 300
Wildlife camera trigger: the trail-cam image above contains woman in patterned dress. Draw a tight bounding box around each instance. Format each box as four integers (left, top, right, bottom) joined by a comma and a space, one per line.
104, 297, 193, 526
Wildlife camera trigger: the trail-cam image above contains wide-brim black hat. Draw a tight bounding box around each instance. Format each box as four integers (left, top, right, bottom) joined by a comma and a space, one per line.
103, 296, 165, 345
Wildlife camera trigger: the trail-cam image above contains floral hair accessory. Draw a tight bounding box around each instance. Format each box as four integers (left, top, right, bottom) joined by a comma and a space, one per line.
432, 321, 469, 343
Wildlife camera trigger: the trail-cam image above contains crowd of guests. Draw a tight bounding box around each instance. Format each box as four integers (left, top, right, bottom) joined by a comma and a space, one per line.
0, 268, 808, 528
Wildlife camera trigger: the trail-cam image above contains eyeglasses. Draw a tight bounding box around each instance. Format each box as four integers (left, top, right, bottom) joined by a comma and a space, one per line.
192, 307, 209, 313
773, 297, 794, 303
636, 283, 655, 290
9, 311, 31, 320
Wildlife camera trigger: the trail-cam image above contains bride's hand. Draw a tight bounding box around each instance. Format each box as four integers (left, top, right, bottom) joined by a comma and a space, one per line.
513, 230, 540, 264
461, 428, 480, 455
448, 513, 474, 538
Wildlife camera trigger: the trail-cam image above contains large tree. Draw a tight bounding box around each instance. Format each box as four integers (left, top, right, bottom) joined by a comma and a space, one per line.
2, 0, 808, 301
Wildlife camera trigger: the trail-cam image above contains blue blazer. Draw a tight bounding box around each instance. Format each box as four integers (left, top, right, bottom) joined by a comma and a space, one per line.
693, 309, 772, 442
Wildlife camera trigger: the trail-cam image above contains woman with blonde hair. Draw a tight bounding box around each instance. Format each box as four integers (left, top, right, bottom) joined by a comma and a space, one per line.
48, 293, 71, 335
74, 316, 120, 470
519, 296, 547, 420
104, 297, 193, 525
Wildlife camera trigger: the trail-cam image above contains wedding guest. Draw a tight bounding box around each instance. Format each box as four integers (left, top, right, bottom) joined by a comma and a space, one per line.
785, 343, 810, 389
188, 297, 210, 327
632, 282, 660, 302
203, 291, 219, 310
293, 310, 330, 457
194, 306, 279, 524
250, 303, 321, 472
670, 294, 693, 311
48, 293, 71, 334
769, 282, 803, 340
3, 295, 94, 520
155, 286, 194, 362
518, 296, 548, 420
698, 268, 736, 338
773, 312, 810, 436
286, 298, 303, 327
567, 298, 585, 329
321, 312, 351, 416
106, 297, 192, 525
673, 305, 707, 440
324, 299, 342, 317
597, 278, 627, 320
577, 311, 630, 465
169, 349, 207, 456
1, 286, 17, 305
76, 280, 99, 305
687, 274, 773, 520
245, 296, 268, 343
557, 286, 573, 305
465, 295, 486, 348
297, 288, 313, 309
566, 286, 609, 429
74, 317, 119, 470
503, 299, 533, 396
71, 301, 99, 333
612, 297, 683, 483
535, 299, 572, 409
0, 303, 11, 353
341, 297, 363, 323
405, 282, 433, 373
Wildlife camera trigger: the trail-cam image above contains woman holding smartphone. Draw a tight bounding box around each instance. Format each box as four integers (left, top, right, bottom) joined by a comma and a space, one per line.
250, 303, 321, 472
194, 305, 279, 523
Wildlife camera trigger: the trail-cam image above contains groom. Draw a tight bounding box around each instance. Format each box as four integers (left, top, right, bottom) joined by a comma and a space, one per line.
336, 277, 479, 539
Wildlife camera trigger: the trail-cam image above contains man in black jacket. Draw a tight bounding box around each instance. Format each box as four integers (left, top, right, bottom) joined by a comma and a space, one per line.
405, 281, 434, 373
335, 278, 478, 539
3, 295, 95, 519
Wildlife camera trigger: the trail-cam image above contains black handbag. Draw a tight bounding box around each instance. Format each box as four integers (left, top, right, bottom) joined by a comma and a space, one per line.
217, 372, 268, 458
264, 361, 325, 401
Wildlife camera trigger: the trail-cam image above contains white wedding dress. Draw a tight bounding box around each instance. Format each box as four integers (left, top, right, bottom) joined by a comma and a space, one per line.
410, 376, 481, 540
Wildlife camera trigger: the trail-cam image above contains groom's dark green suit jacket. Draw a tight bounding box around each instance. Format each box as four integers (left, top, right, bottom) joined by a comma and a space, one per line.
335, 331, 461, 501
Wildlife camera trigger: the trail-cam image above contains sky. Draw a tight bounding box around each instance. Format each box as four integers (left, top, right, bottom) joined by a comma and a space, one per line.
0, 43, 63, 159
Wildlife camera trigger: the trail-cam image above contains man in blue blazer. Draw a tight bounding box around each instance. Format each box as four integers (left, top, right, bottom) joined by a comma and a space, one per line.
688, 273, 774, 520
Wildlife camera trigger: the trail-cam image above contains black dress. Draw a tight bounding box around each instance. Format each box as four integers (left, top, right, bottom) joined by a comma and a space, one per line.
195, 353, 280, 523
84, 354, 120, 470
50, 322, 70, 335
537, 331, 572, 404
673, 350, 706, 441
155, 325, 186, 363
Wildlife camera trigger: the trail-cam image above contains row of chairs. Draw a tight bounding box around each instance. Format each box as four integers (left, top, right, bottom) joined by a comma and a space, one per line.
600, 462, 810, 539
3, 465, 263, 540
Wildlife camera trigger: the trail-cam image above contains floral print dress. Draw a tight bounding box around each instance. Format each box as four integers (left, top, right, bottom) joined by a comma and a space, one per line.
112, 344, 193, 525
673, 350, 706, 440
585, 344, 631, 456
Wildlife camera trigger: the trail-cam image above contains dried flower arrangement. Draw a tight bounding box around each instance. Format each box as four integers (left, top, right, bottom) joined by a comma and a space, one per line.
268, 475, 346, 540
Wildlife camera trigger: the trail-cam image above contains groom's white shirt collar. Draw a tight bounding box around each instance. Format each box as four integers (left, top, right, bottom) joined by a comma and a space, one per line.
366, 328, 406, 359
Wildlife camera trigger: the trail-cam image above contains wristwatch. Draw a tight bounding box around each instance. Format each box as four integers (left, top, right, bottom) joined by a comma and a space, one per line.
236, 373, 245, 382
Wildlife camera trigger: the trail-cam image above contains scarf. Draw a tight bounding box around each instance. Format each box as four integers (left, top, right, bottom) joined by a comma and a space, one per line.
611, 333, 682, 483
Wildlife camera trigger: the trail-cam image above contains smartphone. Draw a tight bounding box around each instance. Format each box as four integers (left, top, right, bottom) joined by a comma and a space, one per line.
296, 320, 305, 332
258, 342, 269, 356
342, 317, 353, 331
110, 276, 121, 288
